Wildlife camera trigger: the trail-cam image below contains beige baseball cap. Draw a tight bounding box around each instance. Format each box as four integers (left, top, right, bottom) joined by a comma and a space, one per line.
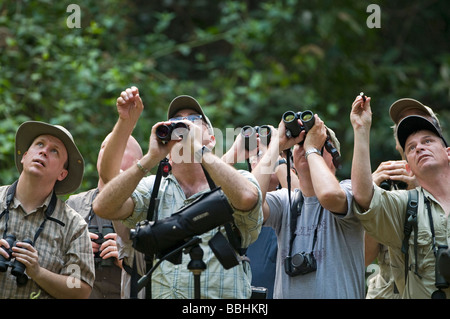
389, 98, 440, 128
167, 95, 213, 134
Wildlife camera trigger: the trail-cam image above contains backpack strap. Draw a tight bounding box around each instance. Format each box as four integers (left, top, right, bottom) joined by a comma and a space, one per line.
401, 189, 420, 283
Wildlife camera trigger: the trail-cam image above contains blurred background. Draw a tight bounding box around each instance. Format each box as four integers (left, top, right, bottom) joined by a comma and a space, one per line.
1, 0, 449, 196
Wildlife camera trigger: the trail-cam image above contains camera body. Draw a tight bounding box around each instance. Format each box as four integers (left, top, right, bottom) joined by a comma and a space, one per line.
282, 110, 315, 138
156, 122, 189, 142
435, 245, 449, 289
240, 125, 271, 151
284, 251, 317, 276
0, 234, 32, 285
89, 225, 115, 267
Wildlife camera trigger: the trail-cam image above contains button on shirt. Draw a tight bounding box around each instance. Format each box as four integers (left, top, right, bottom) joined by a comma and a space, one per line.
121, 170, 263, 299
0, 185, 95, 299
354, 185, 450, 299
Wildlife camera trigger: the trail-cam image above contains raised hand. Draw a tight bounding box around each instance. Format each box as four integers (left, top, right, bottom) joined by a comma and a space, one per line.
116, 86, 144, 125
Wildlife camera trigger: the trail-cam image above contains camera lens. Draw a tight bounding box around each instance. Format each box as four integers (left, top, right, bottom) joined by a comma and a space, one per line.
291, 253, 305, 268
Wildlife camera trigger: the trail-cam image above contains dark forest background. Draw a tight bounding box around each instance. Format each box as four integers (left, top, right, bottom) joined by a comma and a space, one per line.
1, 0, 449, 196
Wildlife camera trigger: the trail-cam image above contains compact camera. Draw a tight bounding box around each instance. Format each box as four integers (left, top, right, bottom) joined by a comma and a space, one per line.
284, 251, 317, 276
0, 234, 32, 285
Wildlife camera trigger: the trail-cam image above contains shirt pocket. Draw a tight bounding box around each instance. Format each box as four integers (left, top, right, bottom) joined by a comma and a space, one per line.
409, 229, 435, 281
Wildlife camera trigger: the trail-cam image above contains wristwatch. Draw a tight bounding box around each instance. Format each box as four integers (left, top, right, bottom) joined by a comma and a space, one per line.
276, 158, 287, 167
305, 148, 322, 159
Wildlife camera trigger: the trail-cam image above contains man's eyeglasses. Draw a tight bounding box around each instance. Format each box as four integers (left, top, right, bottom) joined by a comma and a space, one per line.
169, 115, 203, 122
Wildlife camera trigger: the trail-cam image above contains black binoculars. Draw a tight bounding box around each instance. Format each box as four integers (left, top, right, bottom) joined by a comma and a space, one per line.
240, 125, 271, 151
89, 224, 115, 267
282, 110, 315, 138
380, 179, 408, 191
0, 234, 32, 286
156, 122, 189, 142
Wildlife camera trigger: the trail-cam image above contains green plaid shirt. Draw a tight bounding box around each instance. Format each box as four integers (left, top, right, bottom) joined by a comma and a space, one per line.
122, 170, 263, 299
0, 185, 95, 299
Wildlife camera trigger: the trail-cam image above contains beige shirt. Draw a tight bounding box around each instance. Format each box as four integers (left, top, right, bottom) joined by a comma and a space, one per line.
354, 184, 449, 299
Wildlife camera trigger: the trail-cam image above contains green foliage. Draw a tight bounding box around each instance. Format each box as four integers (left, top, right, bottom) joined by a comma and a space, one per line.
1, 0, 449, 193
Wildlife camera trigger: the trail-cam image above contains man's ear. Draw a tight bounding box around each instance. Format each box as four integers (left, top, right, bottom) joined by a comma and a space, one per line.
57, 168, 69, 182
405, 162, 412, 174
206, 134, 216, 150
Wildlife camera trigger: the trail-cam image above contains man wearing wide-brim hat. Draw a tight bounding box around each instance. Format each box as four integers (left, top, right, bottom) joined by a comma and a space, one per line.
0, 121, 95, 299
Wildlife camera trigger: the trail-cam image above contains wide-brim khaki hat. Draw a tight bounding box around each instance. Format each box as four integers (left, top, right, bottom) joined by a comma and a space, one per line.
389, 98, 439, 126
15, 121, 84, 195
167, 95, 214, 134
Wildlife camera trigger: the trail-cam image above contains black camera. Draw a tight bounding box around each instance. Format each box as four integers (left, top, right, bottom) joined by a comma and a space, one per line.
156, 122, 189, 142
435, 245, 449, 289
438, 245, 450, 284
284, 252, 317, 276
89, 224, 115, 267
130, 187, 238, 268
282, 110, 315, 138
0, 234, 32, 285
379, 179, 408, 191
432, 245, 449, 299
240, 125, 271, 151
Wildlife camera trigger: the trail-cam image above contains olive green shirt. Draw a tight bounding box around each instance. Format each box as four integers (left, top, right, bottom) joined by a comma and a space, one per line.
354, 184, 449, 299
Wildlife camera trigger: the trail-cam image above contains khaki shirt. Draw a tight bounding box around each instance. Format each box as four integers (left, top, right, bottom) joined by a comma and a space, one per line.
67, 188, 121, 299
0, 185, 95, 299
354, 184, 449, 299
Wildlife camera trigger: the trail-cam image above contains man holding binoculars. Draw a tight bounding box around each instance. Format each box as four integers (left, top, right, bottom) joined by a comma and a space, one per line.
0, 121, 95, 299
251, 111, 365, 298
93, 86, 263, 299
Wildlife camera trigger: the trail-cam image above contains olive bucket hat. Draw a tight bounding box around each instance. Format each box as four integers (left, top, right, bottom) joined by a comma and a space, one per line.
15, 121, 84, 195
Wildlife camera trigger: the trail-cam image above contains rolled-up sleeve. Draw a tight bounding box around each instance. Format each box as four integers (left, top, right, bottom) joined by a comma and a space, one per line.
353, 184, 408, 249
230, 170, 263, 248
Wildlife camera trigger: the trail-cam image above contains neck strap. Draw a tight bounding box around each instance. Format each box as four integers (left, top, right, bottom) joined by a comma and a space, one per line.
1, 180, 62, 245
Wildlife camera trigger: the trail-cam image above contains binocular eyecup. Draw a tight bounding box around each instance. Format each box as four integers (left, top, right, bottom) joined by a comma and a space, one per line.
282, 110, 315, 138
240, 125, 271, 151
156, 122, 189, 142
